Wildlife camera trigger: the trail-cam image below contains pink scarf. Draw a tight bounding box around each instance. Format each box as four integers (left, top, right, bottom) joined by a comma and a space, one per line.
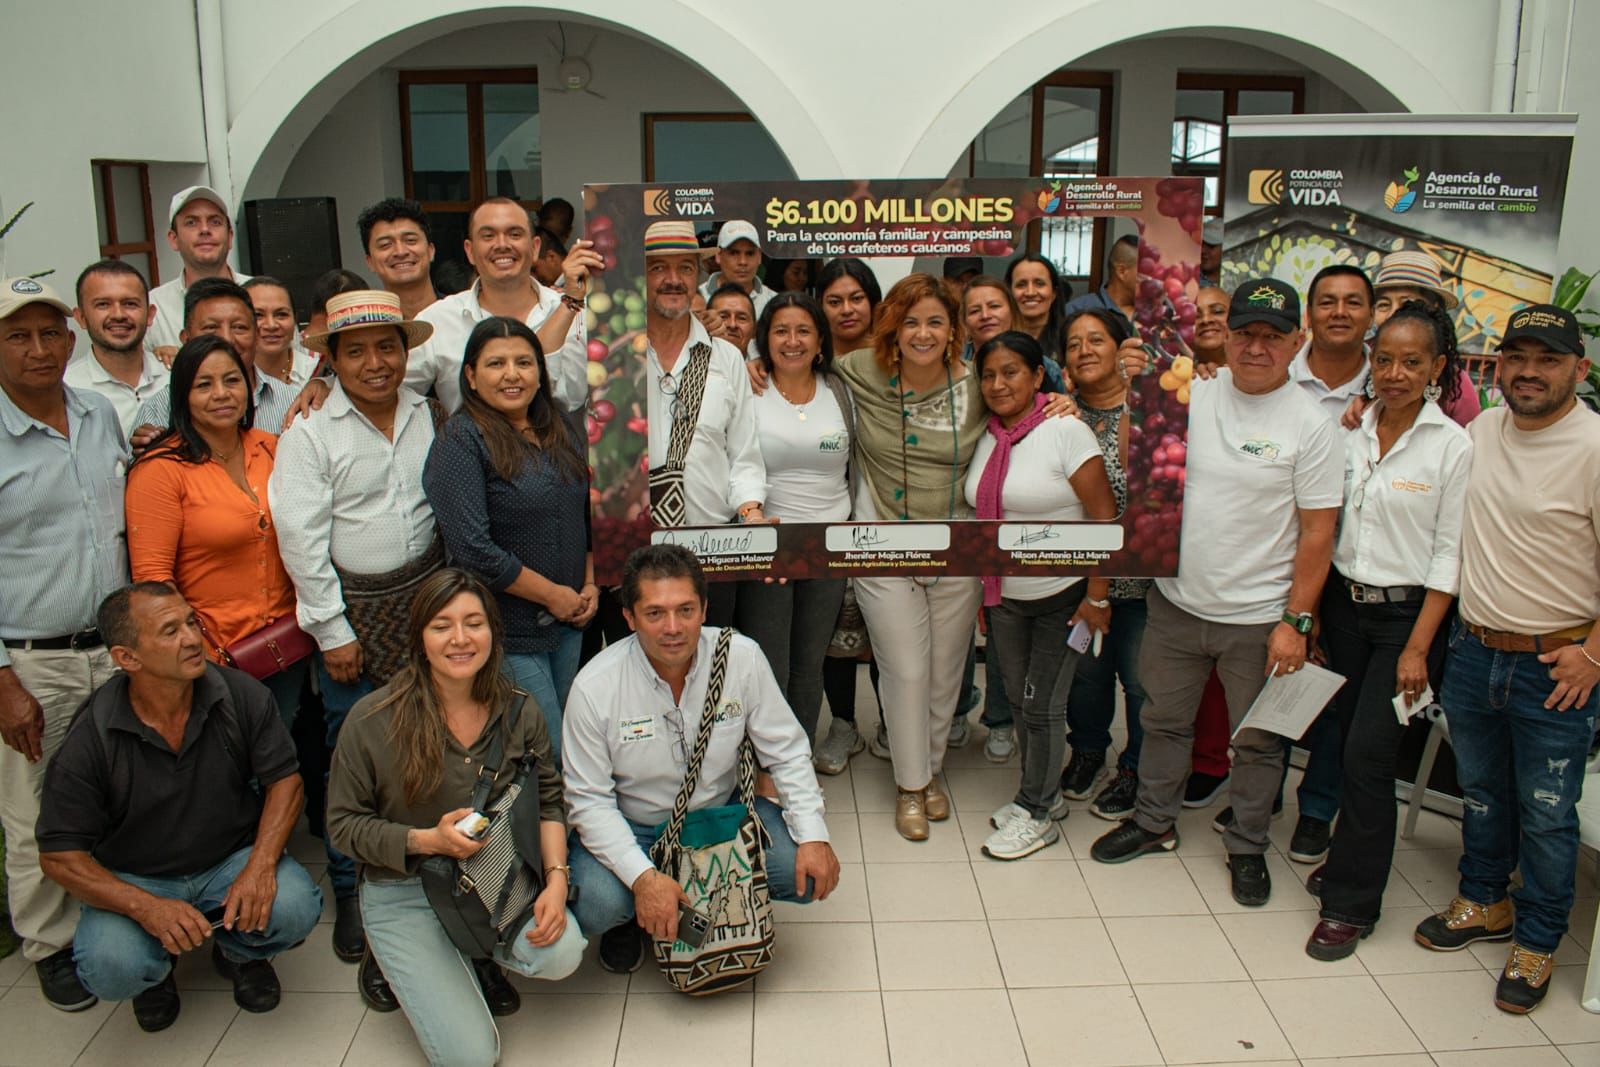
976, 393, 1050, 606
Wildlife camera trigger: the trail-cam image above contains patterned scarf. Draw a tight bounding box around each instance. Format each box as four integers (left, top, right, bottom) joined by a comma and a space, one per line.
975, 393, 1050, 606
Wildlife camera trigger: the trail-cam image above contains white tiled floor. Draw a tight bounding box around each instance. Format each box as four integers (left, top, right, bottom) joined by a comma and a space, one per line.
6, 701, 1600, 1066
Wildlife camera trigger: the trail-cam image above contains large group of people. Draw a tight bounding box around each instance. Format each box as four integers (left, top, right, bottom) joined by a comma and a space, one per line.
0, 184, 1595, 1065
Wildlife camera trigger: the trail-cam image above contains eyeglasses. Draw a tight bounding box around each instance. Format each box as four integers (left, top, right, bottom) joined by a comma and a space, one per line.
1351, 457, 1376, 511
658, 370, 685, 422
662, 705, 688, 767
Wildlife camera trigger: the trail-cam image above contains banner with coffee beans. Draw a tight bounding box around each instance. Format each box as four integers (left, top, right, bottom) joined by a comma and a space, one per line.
582, 177, 1202, 585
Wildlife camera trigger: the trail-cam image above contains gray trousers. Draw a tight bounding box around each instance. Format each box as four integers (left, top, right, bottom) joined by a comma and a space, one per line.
1133, 586, 1285, 854
987, 584, 1086, 818
736, 578, 847, 743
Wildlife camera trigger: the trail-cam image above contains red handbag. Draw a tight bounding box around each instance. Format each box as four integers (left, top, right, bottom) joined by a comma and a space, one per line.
208, 615, 316, 680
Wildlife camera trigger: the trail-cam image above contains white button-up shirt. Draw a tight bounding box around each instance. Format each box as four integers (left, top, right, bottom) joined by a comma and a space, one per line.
144, 269, 253, 352
409, 280, 586, 413
563, 626, 829, 888
1333, 401, 1472, 593
63, 349, 170, 438
647, 317, 767, 524
268, 384, 438, 651
1291, 341, 1369, 427
698, 272, 775, 317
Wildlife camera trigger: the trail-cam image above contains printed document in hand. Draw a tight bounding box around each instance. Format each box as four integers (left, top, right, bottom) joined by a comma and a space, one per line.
1232, 663, 1346, 741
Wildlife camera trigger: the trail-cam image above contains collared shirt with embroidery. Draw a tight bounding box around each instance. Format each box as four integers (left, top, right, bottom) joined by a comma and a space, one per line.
563, 626, 829, 888
646, 317, 767, 524
0, 386, 130, 666
1333, 401, 1472, 593
267, 384, 438, 651
408, 280, 586, 413
64, 349, 170, 438
1290, 341, 1369, 427
145, 269, 254, 353
134, 370, 296, 439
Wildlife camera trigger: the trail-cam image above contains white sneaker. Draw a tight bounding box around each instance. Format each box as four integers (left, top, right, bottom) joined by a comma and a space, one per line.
868, 722, 891, 760
946, 716, 970, 748
813, 720, 864, 776
990, 795, 1069, 828
983, 725, 1016, 762
983, 815, 1060, 860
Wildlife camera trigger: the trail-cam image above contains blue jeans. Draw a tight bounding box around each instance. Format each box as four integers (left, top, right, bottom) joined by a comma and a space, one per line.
1284, 700, 1344, 822
361, 877, 585, 1067
318, 659, 374, 898
1067, 594, 1149, 772
569, 797, 813, 935
73, 846, 322, 1001
1442, 623, 1598, 953
958, 616, 1014, 729
505, 626, 584, 765
262, 660, 309, 730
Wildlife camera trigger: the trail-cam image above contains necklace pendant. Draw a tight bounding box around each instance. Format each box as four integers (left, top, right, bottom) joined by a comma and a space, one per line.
796, 410, 807, 421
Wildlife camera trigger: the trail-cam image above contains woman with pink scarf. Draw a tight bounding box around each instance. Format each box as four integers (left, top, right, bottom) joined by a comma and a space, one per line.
964, 331, 1117, 860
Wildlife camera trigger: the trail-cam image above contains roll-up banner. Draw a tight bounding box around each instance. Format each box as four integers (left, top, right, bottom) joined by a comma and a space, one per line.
1222, 113, 1577, 354
583, 177, 1203, 586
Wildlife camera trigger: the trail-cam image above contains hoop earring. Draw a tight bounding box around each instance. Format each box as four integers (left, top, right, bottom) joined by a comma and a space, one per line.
1423, 380, 1442, 403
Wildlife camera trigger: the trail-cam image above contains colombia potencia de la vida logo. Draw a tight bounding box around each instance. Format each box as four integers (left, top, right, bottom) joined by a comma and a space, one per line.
1384, 166, 1420, 213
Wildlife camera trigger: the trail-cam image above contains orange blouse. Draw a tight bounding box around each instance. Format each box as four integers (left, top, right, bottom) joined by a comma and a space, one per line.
125, 429, 297, 660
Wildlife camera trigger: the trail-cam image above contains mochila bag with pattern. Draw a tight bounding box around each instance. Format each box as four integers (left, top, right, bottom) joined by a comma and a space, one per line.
647, 627, 775, 995
646, 341, 712, 528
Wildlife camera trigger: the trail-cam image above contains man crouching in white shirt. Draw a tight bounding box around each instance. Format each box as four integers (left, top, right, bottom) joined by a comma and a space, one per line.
563, 545, 840, 974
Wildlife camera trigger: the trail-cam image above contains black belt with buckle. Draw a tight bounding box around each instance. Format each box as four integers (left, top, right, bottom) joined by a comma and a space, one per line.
1, 629, 104, 652
1340, 576, 1425, 605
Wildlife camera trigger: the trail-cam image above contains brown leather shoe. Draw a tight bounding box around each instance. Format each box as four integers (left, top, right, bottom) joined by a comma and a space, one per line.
896, 789, 930, 841
1414, 896, 1513, 951
924, 778, 950, 821
1305, 918, 1372, 961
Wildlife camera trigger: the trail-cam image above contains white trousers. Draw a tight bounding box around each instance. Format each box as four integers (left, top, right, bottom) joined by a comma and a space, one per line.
0, 646, 117, 960
853, 576, 981, 790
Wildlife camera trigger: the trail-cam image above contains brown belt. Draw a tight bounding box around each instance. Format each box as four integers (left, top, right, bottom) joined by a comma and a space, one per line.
1464, 621, 1590, 654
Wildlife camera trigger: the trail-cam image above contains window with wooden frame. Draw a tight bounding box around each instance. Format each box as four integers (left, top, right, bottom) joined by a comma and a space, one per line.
642, 113, 795, 182
966, 72, 1114, 288
1173, 74, 1305, 215
90, 160, 159, 285
399, 68, 541, 274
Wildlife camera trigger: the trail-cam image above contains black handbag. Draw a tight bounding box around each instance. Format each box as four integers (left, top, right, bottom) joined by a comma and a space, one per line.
419, 696, 546, 957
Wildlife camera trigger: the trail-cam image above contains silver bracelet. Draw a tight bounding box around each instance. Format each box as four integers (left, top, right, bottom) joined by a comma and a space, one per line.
1086, 597, 1111, 609
1581, 645, 1600, 671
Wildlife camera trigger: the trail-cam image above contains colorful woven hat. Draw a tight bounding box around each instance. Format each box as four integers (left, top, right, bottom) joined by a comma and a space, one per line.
303, 290, 433, 354
1373, 251, 1459, 310
644, 220, 715, 258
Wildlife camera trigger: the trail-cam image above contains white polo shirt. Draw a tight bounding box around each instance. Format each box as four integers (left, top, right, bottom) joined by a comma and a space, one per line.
1333, 401, 1472, 593
698, 272, 775, 317
409, 280, 586, 413
63, 349, 170, 438
563, 627, 829, 888
1290, 342, 1368, 427
144, 268, 253, 352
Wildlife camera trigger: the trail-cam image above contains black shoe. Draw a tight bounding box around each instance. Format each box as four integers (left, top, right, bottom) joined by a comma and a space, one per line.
1059, 749, 1107, 801
598, 922, 645, 974
358, 949, 399, 1012
211, 942, 281, 1013
1495, 943, 1554, 1014
1288, 815, 1332, 864
1305, 864, 1325, 898
332, 894, 365, 962
1210, 796, 1285, 833
1090, 767, 1138, 821
1182, 771, 1230, 808
131, 971, 180, 1033
1090, 820, 1177, 864
472, 957, 521, 1016
1227, 853, 1272, 907
35, 945, 97, 1012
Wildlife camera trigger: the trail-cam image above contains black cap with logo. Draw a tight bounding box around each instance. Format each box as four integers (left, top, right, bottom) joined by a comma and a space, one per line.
1498, 303, 1585, 356
1227, 277, 1301, 333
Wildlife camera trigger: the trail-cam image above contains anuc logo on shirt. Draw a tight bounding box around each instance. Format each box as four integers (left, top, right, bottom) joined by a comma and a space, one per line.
819, 431, 847, 453
1239, 437, 1282, 461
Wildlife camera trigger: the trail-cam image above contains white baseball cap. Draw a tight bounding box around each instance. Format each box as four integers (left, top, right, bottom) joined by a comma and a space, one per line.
716, 220, 761, 251
168, 185, 230, 228
1202, 218, 1224, 245
0, 276, 71, 321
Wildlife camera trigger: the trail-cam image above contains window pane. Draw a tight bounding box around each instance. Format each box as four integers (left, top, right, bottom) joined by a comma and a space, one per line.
408, 84, 471, 202
92, 165, 109, 247
1175, 89, 1225, 124
970, 90, 1032, 179
1040, 216, 1096, 280
1237, 90, 1296, 116
1041, 86, 1101, 177
482, 83, 541, 201
110, 165, 148, 243
425, 210, 472, 292
648, 118, 794, 181
123, 252, 156, 288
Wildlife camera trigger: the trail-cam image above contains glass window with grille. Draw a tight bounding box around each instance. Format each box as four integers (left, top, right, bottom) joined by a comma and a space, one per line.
1173, 77, 1303, 215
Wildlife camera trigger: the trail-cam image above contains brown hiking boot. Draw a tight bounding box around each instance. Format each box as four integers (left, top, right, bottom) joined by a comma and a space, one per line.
1495, 943, 1554, 1013
1413, 896, 1513, 951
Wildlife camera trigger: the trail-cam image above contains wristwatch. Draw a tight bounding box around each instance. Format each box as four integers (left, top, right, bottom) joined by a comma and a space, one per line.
1281, 610, 1314, 635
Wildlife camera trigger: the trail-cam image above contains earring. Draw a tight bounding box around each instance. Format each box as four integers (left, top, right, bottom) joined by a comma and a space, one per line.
1423, 380, 1442, 403
1363, 376, 1376, 400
